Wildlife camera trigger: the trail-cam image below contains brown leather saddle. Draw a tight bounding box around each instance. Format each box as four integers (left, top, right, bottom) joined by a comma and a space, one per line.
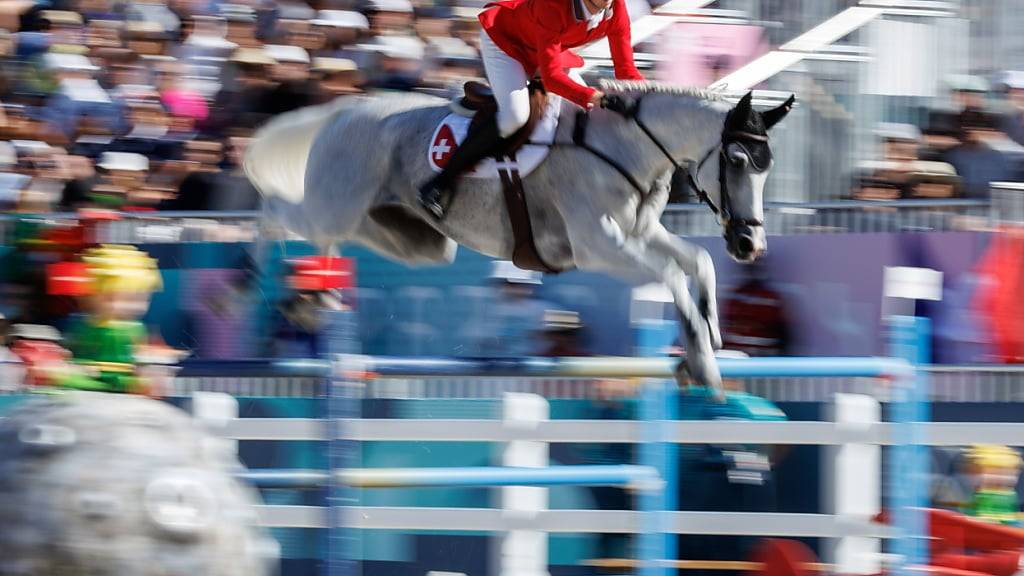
456, 80, 560, 274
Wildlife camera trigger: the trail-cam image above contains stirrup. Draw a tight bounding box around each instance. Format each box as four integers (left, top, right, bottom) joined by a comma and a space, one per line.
419, 182, 447, 220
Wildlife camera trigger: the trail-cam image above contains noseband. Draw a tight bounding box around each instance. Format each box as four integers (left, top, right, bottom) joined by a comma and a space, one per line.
571, 96, 767, 229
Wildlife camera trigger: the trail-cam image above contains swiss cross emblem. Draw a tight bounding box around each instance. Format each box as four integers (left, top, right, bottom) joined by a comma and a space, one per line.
429, 124, 458, 169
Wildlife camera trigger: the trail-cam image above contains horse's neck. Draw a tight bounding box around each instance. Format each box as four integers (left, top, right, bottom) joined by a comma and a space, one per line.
643, 94, 728, 165
557, 94, 726, 186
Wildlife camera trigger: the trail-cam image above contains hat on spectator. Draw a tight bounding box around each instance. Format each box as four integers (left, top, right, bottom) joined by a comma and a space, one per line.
264, 44, 310, 64
311, 9, 369, 29
998, 71, 1024, 91
123, 19, 167, 38
10, 324, 62, 342
451, 6, 483, 19
945, 74, 989, 94
11, 140, 53, 154
232, 47, 276, 65
275, 0, 316, 20
362, 0, 413, 13
98, 152, 149, 172
874, 122, 920, 143
0, 173, 29, 206
219, 3, 256, 23
43, 52, 99, 72
312, 57, 357, 73
0, 141, 16, 170
364, 34, 424, 60
40, 10, 83, 26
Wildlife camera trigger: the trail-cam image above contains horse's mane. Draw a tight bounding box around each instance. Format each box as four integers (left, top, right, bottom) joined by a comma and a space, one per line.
598, 79, 727, 102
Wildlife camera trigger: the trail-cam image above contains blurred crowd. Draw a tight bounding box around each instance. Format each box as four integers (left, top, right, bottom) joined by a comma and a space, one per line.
852, 73, 1024, 202
0, 0, 502, 213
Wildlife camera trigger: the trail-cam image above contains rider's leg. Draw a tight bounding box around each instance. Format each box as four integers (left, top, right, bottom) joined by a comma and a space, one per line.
418, 29, 531, 219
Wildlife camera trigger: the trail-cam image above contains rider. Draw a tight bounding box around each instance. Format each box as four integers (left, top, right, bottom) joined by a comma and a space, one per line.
418, 0, 644, 219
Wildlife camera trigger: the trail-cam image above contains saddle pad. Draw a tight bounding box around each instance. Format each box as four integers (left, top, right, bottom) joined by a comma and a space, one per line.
427, 95, 561, 179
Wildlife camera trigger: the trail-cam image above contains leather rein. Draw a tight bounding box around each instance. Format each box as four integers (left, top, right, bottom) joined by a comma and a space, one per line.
571, 96, 768, 228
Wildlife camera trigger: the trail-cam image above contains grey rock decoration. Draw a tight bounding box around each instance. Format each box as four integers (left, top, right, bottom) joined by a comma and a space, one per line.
0, 392, 280, 576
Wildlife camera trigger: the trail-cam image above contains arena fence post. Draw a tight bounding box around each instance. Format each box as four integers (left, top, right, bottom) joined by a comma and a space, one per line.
887, 315, 931, 576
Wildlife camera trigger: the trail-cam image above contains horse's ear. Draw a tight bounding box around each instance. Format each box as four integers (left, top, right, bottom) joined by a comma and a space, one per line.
763, 95, 795, 130
735, 91, 754, 117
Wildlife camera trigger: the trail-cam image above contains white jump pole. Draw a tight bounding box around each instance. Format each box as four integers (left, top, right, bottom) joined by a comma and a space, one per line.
823, 393, 882, 574
498, 393, 551, 576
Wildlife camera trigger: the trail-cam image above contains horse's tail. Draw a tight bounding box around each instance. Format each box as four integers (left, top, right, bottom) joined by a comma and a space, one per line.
244, 98, 354, 205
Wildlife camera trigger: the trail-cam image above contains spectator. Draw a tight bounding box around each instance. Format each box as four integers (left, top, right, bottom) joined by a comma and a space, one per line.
997, 71, 1024, 148
853, 123, 958, 200
538, 309, 587, 357
720, 260, 793, 357
311, 56, 362, 100
261, 43, 318, 113
311, 10, 368, 57
942, 109, 1011, 198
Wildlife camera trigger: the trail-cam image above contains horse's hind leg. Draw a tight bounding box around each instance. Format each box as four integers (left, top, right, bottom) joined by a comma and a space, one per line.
647, 224, 723, 350
566, 214, 722, 397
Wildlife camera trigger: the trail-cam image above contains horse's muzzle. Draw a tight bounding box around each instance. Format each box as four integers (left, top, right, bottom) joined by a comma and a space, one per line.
725, 223, 766, 263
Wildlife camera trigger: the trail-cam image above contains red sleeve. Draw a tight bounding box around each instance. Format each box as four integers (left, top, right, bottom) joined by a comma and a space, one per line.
607, 0, 644, 81
535, 12, 598, 109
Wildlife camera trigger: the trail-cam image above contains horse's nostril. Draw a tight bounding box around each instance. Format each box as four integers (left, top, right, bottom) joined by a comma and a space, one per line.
737, 236, 754, 255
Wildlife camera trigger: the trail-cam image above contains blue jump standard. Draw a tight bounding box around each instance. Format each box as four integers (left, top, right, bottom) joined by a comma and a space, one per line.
237, 465, 659, 489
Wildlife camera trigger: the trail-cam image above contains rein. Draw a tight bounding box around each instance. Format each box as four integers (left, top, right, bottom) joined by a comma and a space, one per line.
570, 96, 766, 228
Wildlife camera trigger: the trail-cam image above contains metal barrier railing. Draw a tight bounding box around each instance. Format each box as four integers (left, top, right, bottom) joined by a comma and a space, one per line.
0, 194, 1015, 247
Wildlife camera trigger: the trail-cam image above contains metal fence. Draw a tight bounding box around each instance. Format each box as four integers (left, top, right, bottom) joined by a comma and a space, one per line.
66, 362, 1020, 402
2, 193, 1017, 248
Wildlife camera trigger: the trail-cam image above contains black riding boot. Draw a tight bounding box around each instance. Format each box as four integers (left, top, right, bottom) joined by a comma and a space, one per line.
419, 116, 506, 220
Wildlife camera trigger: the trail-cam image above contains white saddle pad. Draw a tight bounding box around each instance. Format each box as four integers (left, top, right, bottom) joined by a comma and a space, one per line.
427, 95, 561, 179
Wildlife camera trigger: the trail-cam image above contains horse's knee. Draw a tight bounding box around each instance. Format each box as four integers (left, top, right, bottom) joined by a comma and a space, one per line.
694, 248, 714, 281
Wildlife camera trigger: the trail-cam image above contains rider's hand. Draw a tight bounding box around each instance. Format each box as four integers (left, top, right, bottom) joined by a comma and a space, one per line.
600, 93, 636, 116
588, 91, 605, 110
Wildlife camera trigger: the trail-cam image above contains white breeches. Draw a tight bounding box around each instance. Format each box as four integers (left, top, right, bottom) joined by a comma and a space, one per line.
479, 28, 585, 137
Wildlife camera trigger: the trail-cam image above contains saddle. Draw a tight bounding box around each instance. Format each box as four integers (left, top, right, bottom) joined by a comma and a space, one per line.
455, 80, 559, 273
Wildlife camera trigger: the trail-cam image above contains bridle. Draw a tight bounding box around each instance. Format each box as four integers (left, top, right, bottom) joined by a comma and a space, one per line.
571, 95, 769, 229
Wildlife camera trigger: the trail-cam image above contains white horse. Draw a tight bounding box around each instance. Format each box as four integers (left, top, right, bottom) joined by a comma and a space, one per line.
245, 81, 794, 394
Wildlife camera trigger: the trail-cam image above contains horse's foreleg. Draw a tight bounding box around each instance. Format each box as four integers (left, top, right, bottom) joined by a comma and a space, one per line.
567, 214, 722, 397
648, 225, 723, 351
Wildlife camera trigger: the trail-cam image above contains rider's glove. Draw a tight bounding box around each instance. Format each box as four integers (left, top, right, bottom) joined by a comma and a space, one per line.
600, 94, 636, 117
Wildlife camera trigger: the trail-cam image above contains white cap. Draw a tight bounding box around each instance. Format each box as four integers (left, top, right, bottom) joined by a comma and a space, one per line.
491, 260, 541, 284
311, 9, 369, 29
364, 35, 424, 60
0, 141, 15, 170
264, 44, 310, 64
98, 151, 149, 172
43, 52, 99, 72
364, 0, 413, 13
1000, 70, 1024, 90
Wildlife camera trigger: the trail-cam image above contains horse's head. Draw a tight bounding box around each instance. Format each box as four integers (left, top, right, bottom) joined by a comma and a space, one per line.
694, 92, 794, 262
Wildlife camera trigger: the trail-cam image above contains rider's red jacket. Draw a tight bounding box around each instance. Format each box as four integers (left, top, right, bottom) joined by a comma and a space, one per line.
478, 0, 644, 109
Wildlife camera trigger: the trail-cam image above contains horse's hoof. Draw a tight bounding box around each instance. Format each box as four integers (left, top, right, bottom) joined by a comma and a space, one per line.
679, 353, 724, 402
